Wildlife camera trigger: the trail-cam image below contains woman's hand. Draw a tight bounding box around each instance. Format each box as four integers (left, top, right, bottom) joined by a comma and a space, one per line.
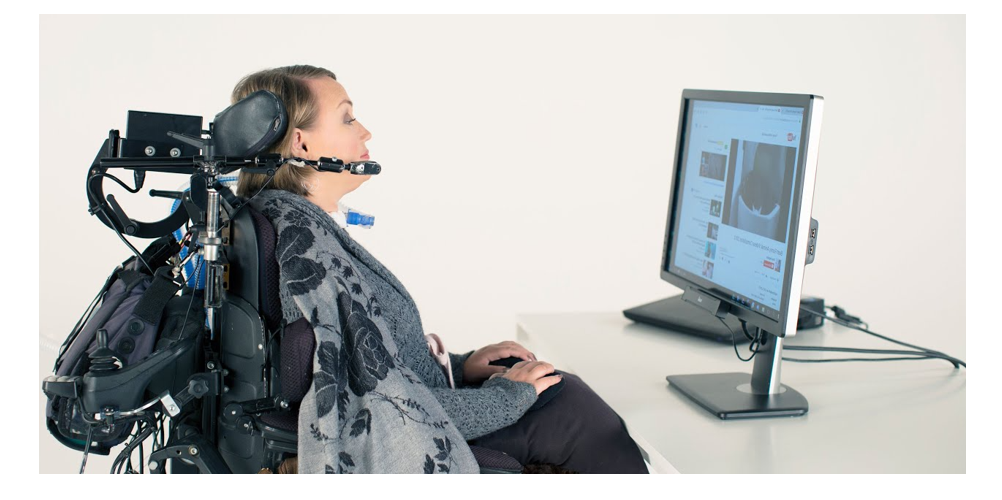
492, 360, 563, 396
462, 341, 537, 385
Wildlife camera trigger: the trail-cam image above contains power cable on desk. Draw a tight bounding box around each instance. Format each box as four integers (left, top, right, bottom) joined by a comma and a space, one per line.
797, 306, 965, 368
803, 306, 961, 361
783, 345, 962, 366
715, 306, 965, 368
781, 356, 939, 364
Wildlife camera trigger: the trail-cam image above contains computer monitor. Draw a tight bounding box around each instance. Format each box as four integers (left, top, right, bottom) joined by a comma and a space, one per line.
661, 89, 824, 419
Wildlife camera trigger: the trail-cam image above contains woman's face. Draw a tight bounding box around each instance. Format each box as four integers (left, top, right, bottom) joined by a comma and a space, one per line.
292, 77, 373, 208
300, 77, 372, 163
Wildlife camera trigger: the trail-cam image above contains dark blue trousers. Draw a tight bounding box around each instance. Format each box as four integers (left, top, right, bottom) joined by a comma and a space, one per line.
469, 373, 648, 474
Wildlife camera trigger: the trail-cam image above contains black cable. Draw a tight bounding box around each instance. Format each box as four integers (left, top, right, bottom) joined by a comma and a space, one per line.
716, 306, 964, 368
112, 440, 125, 474
749, 325, 763, 355
718, 316, 761, 362
112, 416, 157, 474
784, 345, 961, 365
113, 419, 138, 473
113, 229, 154, 274
159, 414, 166, 450
126, 418, 149, 474
124, 425, 139, 474
178, 258, 204, 340
797, 306, 965, 368
227, 170, 275, 220
79, 426, 94, 474
783, 356, 944, 364
785, 345, 939, 355
93, 172, 142, 194
740, 321, 759, 342
821, 306, 951, 358
151, 415, 159, 450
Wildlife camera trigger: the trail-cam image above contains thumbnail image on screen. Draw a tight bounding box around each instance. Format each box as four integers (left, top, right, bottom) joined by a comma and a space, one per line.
699, 152, 727, 181
709, 200, 722, 217
706, 222, 719, 241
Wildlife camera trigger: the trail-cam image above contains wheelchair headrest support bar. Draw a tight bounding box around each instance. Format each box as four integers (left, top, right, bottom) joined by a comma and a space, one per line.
88, 144, 381, 240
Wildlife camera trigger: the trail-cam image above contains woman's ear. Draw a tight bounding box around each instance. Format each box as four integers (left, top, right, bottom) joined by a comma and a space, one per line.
290, 128, 310, 157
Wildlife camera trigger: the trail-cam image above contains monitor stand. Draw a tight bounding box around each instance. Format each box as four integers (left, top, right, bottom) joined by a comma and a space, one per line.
667, 332, 808, 419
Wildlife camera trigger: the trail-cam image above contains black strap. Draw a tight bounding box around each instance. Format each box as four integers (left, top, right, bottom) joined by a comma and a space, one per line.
133, 267, 182, 324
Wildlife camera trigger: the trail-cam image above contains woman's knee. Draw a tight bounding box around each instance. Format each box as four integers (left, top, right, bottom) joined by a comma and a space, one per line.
548, 373, 646, 472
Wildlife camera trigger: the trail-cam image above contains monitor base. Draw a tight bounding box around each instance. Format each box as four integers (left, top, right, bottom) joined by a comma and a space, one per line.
666, 372, 808, 420
623, 295, 748, 344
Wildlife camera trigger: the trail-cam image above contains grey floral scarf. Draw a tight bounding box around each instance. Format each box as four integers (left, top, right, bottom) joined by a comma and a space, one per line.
249, 190, 478, 474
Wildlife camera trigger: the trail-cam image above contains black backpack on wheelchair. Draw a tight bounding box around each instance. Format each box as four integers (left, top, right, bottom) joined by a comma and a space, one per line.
42, 90, 521, 474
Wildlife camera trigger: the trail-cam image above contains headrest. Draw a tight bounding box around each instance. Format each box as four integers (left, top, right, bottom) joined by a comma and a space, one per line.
212, 90, 288, 159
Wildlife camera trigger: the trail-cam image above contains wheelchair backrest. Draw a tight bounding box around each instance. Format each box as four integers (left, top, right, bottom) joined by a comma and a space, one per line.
216, 202, 315, 473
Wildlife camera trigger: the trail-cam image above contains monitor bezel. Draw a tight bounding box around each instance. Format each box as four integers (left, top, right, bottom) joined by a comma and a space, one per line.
659, 89, 824, 338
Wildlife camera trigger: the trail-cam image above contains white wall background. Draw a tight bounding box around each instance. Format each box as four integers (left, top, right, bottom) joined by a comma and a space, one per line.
39, 14, 965, 472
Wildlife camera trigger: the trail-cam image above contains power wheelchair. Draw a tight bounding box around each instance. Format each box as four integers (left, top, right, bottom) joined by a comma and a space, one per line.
42, 91, 522, 474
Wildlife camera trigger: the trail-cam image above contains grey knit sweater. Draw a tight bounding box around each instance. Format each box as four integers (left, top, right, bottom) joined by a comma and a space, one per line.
253, 189, 538, 440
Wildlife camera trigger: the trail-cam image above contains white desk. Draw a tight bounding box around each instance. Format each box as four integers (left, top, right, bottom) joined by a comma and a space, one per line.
516, 313, 966, 474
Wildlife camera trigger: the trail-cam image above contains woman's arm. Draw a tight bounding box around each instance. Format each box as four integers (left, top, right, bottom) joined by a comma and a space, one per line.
448, 351, 474, 388
426, 377, 538, 440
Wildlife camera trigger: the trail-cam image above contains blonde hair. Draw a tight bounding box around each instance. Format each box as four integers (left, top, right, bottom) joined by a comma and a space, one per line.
231, 65, 337, 197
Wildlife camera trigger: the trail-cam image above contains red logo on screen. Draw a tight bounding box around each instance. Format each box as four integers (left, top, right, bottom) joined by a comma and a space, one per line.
763, 257, 782, 273
788, 133, 797, 142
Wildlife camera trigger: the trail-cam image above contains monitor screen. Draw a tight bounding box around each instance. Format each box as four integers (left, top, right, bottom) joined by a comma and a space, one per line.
661, 90, 823, 337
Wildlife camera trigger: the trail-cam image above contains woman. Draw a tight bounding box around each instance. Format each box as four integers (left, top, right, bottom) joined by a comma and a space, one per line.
235, 65, 647, 474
